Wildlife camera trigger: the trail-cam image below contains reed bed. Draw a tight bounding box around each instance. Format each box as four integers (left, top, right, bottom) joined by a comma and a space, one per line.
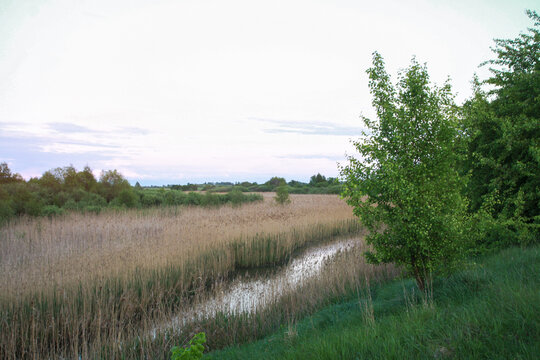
0, 194, 391, 359
72, 240, 398, 359
1, 194, 353, 298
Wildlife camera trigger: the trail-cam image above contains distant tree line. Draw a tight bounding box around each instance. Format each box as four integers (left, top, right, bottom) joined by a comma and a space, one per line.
0, 164, 262, 223
0, 161, 342, 224
166, 173, 343, 194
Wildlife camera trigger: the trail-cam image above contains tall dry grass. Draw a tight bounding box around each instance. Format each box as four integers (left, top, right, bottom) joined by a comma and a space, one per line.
80, 240, 398, 359
0, 194, 394, 359
1, 194, 354, 299
0, 194, 391, 359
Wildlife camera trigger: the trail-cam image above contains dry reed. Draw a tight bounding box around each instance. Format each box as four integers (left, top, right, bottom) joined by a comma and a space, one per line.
0, 194, 393, 359
1, 194, 354, 299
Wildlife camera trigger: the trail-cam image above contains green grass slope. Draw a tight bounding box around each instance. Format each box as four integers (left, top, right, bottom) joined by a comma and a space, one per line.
205, 246, 540, 359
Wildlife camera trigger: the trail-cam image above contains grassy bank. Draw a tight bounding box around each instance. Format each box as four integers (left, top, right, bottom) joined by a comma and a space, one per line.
206, 245, 540, 359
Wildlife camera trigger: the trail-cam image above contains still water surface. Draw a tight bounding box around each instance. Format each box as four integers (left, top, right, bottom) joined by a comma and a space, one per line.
154, 238, 360, 335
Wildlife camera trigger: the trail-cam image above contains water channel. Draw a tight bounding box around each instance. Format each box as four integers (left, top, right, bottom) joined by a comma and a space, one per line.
153, 237, 361, 336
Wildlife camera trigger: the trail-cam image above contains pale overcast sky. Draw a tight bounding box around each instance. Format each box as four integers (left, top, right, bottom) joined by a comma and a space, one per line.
0, 0, 537, 185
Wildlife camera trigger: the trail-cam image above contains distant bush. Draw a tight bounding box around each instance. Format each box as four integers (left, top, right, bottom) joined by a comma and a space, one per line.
245, 193, 264, 202
141, 193, 163, 207
107, 198, 125, 209
201, 191, 222, 207
275, 185, 290, 205
117, 189, 139, 208
186, 192, 202, 206
41, 205, 65, 217
164, 191, 186, 206
170, 184, 198, 191
0, 199, 14, 224
228, 189, 244, 207
202, 184, 215, 191
83, 205, 102, 215
63, 199, 78, 210
81, 192, 107, 207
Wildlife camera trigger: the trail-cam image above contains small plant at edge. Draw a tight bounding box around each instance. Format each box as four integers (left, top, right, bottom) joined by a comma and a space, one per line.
170, 332, 206, 360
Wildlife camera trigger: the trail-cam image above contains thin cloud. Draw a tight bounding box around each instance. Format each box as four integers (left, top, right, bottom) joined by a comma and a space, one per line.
251, 117, 365, 136
1, 120, 152, 179
47, 122, 102, 134
47, 122, 150, 136
276, 154, 345, 161
0, 122, 21, 129
119, 126, 150, 135
0, 135, 115, 176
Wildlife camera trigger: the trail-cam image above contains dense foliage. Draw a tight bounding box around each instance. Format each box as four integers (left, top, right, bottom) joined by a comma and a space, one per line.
340, 53, 467, 290
462, 10, 539, 246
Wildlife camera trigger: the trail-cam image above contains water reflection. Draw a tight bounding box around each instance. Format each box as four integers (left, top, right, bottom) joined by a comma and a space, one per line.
155, 238, 360, 335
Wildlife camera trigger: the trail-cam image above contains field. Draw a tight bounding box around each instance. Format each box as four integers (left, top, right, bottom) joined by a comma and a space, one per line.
0, 194, 397, 359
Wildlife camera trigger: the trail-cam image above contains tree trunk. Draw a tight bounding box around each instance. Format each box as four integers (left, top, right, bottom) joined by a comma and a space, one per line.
414, 267, 425, 292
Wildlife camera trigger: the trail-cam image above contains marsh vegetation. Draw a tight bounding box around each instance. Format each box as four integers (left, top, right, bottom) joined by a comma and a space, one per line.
0, 193, 396, 359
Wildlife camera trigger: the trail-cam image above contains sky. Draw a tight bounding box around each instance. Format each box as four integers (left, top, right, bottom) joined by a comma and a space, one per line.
0, 0, 537, 185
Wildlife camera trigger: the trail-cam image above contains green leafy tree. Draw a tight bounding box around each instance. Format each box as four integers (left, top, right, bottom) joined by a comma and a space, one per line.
0, 162, 23, 184
309, 173, 327, 186
266, 176, 287, 189
60, 165, 78, 191
76, 166, 98, 192
38, 170, 63, 193
463, 10, 539, 241
340, 52, 467, 291
275, 184, 291, 205
98, 169, 131, 202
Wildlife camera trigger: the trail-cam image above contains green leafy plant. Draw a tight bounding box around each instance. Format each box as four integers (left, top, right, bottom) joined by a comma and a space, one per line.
170, 332, 206, 360
462, 10, 539, 244
275, 184, 291, 205
340, 52, 467, 291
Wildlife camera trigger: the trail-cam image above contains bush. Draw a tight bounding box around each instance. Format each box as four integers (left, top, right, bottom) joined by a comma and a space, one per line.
201, 191, 222, 207
274, 185, 290, 205
186, 192, 202, 205
0, 199, 14, 224
52, 191, 71, 207
71, 188, 88, 202
141, 193, 163, 207
228, 189, 244, 207
83, 205, 102, 214
81, 193, 107, 207
41, 205, 65, 217
63, 199, 78, 211
117, 189, 139, 208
